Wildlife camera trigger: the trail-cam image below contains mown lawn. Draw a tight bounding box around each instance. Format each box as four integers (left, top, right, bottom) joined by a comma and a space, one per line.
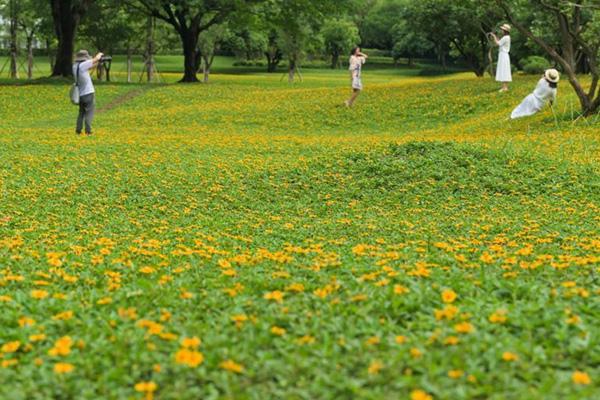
0, 67, 599, 400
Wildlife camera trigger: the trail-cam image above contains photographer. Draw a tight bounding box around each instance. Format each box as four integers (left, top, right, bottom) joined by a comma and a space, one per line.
73, 50, 104, 135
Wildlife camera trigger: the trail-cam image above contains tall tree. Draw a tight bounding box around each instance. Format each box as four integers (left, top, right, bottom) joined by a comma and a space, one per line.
18, 0, 46, 79
198, 23, 228, 83
8, 0, 19, 79
79, 0, 145, 82
49, 0, 93, 77
267, 0, 351, 82
322, 19, 360, 69
496, 0, 600, 116
130, 0, 265, 82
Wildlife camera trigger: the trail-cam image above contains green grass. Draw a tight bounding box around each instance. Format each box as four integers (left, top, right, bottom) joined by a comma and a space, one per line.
0, 66, 599, 399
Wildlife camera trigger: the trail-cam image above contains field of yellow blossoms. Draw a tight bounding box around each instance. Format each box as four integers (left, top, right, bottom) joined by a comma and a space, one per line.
0, 68, 599, 399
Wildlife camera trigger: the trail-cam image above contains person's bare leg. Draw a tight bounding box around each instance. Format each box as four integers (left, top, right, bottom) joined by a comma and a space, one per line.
501, 82, 509, 92
346, 90, 360, 106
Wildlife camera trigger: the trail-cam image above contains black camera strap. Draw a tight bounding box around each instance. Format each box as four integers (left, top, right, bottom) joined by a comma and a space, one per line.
75, 62, 82, 87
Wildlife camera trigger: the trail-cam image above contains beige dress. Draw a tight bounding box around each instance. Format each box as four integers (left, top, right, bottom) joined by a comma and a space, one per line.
349, 55, 366, 90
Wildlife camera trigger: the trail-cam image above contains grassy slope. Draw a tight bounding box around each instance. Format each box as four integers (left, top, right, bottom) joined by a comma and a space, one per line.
0, 66, 599, 400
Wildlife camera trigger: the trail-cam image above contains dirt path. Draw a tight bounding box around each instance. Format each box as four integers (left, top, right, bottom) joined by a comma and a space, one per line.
96, 86, 157, 114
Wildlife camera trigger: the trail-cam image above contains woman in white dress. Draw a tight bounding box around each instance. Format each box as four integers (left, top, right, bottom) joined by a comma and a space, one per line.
345, 47, 368, 107
511, 69, 560, 119
491, 24, 512, 92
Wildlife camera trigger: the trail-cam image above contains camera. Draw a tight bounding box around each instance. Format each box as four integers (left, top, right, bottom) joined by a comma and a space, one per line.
100, 56, 112, 63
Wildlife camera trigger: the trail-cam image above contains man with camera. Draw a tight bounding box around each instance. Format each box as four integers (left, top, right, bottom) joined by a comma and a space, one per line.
73, 50, 105, 135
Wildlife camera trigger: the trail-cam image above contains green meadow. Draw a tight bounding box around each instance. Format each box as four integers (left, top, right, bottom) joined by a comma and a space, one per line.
0, 64, 599, 399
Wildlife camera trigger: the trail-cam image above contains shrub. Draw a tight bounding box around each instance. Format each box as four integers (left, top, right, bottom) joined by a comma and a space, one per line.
520, 56, 550, 75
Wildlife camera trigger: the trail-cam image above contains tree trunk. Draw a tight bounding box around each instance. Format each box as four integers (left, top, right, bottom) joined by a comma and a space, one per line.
145, 16, 155, 83
97, 63, 105, 81
27, 36, 34, 79
46, 39, 55, 70
50, 0, 87, 78
9, 0, 19, 79
288, 58, 296, 83
180, 28, 200, 83
202, 56, 212, 83
265, 48, 281, 73
331, 52, 339, 69
127, 46, 132, 83
556, 13, 577, 72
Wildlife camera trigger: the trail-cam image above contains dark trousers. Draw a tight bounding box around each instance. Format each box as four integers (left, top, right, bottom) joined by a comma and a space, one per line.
76, 93, 95, 134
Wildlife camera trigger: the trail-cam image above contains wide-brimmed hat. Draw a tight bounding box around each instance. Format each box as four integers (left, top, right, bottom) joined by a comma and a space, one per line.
545, 68, 560, 83
500, 24, 511, 33
74, 50, 91, 62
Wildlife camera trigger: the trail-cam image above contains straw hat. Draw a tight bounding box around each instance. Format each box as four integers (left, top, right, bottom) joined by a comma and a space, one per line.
500, 24, 511, 33
545, 69, 560, 83
74, 50, 91, 62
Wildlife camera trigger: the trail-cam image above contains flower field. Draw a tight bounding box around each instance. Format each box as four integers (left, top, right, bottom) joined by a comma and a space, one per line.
0, 69, 599, 399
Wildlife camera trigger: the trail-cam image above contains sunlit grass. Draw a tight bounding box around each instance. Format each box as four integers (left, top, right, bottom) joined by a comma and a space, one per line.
0, 68, 599, 399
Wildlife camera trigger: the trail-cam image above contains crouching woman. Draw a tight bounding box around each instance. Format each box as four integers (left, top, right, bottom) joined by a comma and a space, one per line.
511, 69, 560, 119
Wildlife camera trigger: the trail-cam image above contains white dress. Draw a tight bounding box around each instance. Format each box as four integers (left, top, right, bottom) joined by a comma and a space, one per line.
511, 78, 557, 119
349, 55, 365, 90
496, 36, 512, 82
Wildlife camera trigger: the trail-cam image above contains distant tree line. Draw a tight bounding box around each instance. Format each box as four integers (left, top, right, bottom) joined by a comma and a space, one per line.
0, 0, 598, 113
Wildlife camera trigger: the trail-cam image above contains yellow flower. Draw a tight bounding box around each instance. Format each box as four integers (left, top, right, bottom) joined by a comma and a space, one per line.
454, 322, 474, 334
18, 316, 36, 327
448, 370, 464, 379
29, 334, 47, 342
1, 341, 21, 353
395, 335, 407, 344
410, 348, 422, 358
410, 389, 433, 400
264, 290, 284, 303
394, 285, 410, 295
174, 348, 204, 367
220, 359, 244, 373
30, 290, 49, 299
443, 336, 460, 346
54, 362, 74, 374
366, 336, 380, 346
286, 283, 305, 292
0, 295, 12, 302
97, 297, 113, 305
48, 336, 72, 356
489, 310, 507, 324
271, 326, 286, 336
135, 381, 158, 393
296, 335, 316, 345
181, 337, 201, 349
572, 370, 591, 385
1, 359, 18, 368
441, 289, 457, 303
52, 311, 74, 321
502, 352, 518, 362
368, 360, 383, 375
435, 305, 459, 321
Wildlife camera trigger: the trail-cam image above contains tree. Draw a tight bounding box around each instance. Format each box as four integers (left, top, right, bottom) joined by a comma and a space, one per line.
361, 0, 405, 50
391, 20, 432, 66
79, 1, 145, 82
129, 0, 265, 83
49, 0, 93, 77
2, 0, 20, 79
321, 19, 359, 69
198, 23, 228, 83
267, 0, 351, 82
496, 0, 600, 116
18, 0, 47, 79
